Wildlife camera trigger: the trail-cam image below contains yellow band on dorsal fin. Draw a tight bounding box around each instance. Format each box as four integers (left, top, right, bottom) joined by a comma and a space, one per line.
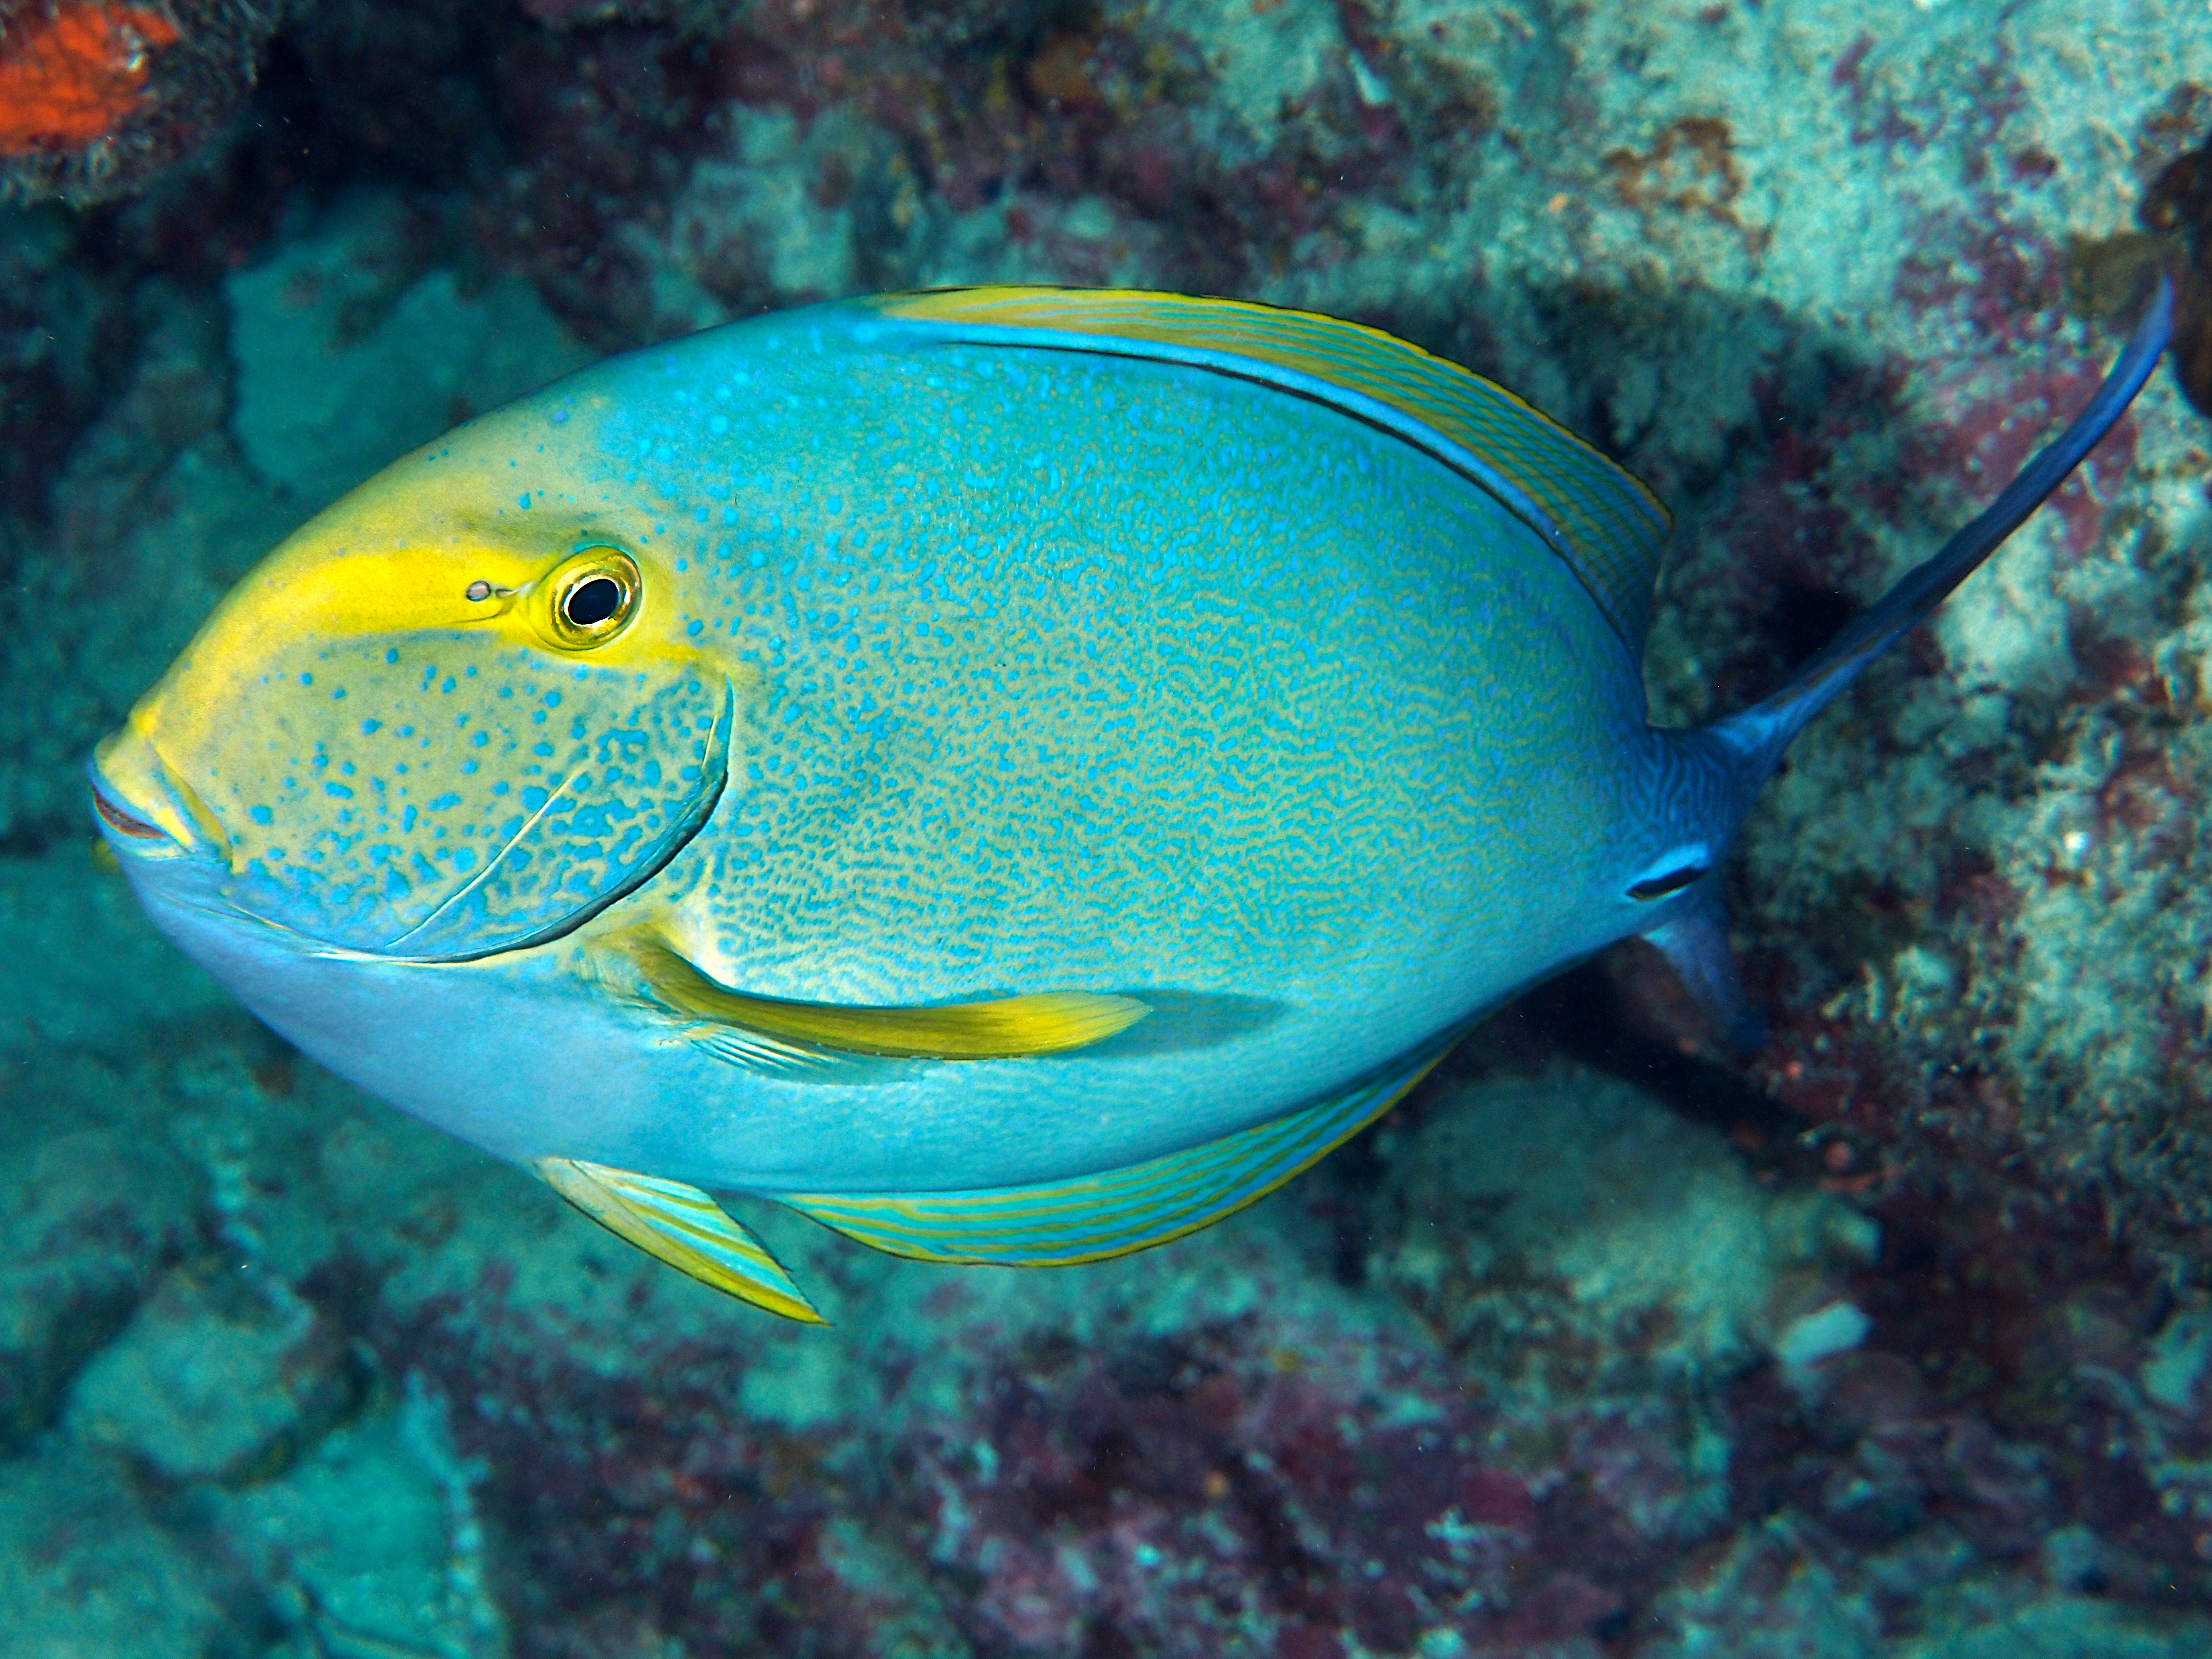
865, 286, 1670, 654
604, 928, 1149, 1062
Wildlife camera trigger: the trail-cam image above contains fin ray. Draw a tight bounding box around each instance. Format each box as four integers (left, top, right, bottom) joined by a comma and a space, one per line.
535, 1157, 826, 1323
775, 1034, 1460, 1266
605, 929, 1149, 1062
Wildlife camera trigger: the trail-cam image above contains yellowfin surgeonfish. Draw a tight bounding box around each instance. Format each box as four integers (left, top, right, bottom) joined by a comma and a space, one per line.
91, 284, 2172, 1322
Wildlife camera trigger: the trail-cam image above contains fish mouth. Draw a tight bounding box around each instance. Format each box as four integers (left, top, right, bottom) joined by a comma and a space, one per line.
90, 786, 170, 843
86, 729, 226, 864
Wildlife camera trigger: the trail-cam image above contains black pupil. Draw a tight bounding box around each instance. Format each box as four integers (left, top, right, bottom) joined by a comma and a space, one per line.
565, 575, 624, 628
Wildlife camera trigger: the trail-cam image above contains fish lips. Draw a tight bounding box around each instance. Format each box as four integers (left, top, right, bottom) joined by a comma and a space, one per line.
90, 779, 185, 851
88, 722, 231, 864
88, 750, 242, 944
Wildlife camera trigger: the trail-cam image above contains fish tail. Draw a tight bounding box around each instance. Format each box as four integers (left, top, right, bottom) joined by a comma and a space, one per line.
1711, 275, 2173, 776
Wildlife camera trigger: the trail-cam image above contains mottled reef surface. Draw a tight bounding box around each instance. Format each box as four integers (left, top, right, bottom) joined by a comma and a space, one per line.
6, 1, 2212, 1654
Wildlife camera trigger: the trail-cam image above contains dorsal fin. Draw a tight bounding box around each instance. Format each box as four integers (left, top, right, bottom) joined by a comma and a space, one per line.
866, 287, 1672, 654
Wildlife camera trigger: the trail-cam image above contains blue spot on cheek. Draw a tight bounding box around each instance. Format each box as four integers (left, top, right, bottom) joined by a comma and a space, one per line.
323, 782, 354, 799
442, 677, 457, 693
385, 648, 400, 666
299, 672, 313, 686
361, 719, 382, 735
249, 805, 273, 826
687, 619, 704, 637
402, 805, 418, 832
519, 493, 533, 509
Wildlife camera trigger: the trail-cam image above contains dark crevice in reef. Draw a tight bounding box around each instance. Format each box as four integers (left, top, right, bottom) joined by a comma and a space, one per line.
1514, 957, 1815, 1167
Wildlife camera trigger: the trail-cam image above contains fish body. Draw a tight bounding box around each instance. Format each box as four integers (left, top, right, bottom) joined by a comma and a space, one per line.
92, 285, 2171, 1318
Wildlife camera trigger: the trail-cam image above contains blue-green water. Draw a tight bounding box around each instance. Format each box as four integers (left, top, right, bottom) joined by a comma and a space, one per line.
4, 2, 2211, 1654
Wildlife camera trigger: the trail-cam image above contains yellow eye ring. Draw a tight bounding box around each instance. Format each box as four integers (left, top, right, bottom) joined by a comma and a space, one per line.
536, 547, 642, 650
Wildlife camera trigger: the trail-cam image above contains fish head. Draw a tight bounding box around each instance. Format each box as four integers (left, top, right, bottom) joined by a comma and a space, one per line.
90, 399, 733, 962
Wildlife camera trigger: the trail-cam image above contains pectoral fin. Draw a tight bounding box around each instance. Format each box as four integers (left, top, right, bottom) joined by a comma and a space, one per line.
534, 1157, 826, 1323
774, 1033, 1460, 1266
604, 929, 1149, 1063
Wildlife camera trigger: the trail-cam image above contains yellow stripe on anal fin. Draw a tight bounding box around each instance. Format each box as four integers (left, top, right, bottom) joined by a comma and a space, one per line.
534, 1157, 827, 1324
609, 929, 1150, 1061
775, 1035, 1459, 1268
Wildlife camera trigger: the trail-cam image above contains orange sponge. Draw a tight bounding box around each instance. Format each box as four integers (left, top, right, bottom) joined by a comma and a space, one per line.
0, 2, 180, 155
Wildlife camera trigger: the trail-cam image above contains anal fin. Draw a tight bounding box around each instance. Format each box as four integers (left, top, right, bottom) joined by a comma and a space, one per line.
535, 1157, 826, 1323
775, 1034, 1460, 1266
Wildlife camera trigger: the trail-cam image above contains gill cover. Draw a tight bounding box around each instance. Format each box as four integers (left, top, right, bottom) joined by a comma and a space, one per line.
105, 426, 732, 960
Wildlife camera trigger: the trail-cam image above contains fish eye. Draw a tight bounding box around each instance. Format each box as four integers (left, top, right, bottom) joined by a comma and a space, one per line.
537, 547, 642, 650
565, 577, 623, 627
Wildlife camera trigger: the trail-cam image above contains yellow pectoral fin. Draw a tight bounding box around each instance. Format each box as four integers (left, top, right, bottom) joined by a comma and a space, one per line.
608, 930, 1149, 1062
534, 1157, 826, 1323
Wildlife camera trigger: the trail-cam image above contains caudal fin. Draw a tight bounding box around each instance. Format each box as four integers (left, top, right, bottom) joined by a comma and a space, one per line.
1713, 278, 2173, 775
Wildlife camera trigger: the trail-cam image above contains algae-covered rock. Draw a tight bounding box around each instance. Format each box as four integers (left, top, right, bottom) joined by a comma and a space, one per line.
0, 1123, 199, 1452
227, 193, 594, 513
66, 1265, 357, 1486
1370, 1065, 1880, 1384
0, 1444, 241, 1657
213, 1392, 511, 1658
